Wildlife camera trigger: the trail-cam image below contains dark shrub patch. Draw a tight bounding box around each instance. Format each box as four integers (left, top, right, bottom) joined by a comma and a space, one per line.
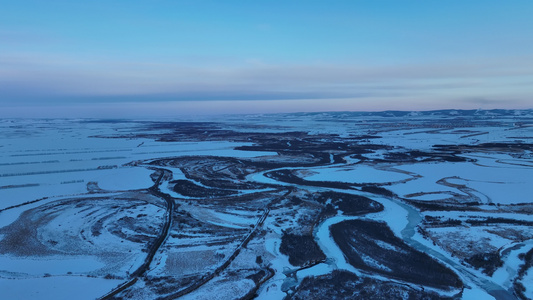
465, 252, 503, 276
279, 233, 325, 267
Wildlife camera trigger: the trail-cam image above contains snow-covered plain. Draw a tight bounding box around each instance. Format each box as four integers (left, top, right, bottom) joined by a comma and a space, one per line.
388, 155, 533, 204
297, 163, 410, 185
0, 111, 531, 299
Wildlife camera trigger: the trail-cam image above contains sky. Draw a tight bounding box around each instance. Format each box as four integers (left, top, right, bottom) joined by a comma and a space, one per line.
1, 0, 532, 117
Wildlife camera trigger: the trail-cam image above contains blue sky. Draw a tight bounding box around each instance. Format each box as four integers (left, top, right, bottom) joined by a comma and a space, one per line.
1, 1, 532, 117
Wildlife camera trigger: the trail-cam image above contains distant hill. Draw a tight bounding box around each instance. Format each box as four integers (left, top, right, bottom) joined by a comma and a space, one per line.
276, 109, 533, 119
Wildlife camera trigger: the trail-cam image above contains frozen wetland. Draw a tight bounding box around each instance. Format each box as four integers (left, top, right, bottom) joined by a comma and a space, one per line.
0, 110, 532, 299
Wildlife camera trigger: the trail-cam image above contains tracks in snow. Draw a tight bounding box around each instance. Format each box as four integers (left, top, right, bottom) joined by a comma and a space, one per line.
99, 169, 174, 300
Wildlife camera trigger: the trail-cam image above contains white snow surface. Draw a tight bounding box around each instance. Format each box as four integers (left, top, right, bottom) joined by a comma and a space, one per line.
0, 276, 123, 300
0, 255, 104, 276
299, 164, 410, 184
388, 157, 533, 204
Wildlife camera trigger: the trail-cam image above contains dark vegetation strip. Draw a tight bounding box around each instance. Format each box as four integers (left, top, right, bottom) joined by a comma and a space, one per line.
433, 142, 533, 152
172, 179, 238, 198
0, 160, 59, 166
0, 197, 47, 212
98, 278, 139, 300
0, 183, 39, 189
513, 248, 533, 300
265, 169, 354, 190
135, 174, 174, 276
466, 217, 533, 226
238, 267, 276, 300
